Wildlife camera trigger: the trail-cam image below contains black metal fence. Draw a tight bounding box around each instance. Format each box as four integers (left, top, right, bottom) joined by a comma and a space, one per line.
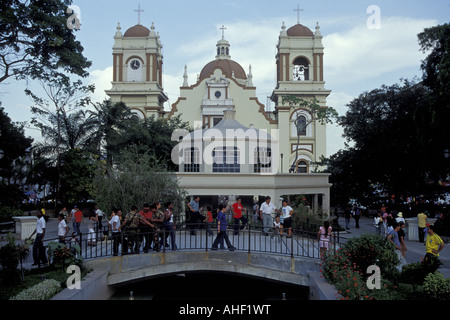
38, 222, 340, 262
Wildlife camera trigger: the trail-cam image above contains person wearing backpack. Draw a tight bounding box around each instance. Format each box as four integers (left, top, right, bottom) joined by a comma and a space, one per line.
122, 205, 141, 254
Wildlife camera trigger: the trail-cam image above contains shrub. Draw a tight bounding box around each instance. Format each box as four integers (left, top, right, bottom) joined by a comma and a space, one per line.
0, 233, 30, 285
321, 234, 400, 300
422, 272, 450, 300
399, 256, 443, 285
341, 233, 399, 280
9, 279, 61, 300
47, 242, 83, 270
0, 206, 23, 222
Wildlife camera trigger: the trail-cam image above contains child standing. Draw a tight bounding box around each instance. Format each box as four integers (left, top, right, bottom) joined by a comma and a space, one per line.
271, 216, 282, 242
87, 212, 97, 246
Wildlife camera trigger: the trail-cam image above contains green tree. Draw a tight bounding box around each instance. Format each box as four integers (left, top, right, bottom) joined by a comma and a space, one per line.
59, 148, 96, 204
328, 80, 431, 205
111, 114, 191, 171
0, 105, 33, 207
86, 99, 134, 166
0, 0, 91, 83
92, 148, 186, 217
27, 75, 95, 206
417, 23, 450, 180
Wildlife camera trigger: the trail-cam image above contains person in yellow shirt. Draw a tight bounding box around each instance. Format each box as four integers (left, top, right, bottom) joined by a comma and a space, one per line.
424, 225, 445, 264
417, 212, 427, 243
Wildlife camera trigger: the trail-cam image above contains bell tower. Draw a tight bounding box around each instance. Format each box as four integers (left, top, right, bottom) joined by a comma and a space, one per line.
105, 19, 168, 119
271, 19, 331, 173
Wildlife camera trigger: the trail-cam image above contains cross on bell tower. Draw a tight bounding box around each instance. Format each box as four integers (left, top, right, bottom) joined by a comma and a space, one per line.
134, 3, 144, 25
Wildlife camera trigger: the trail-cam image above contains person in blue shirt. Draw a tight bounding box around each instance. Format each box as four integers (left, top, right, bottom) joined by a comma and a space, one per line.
211, 204, 236, 251
387, 222, 407, 271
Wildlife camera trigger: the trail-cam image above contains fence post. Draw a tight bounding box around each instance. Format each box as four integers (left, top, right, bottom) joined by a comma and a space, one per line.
290, 232, 294, 258
205, 226, 208, 252
248, 224, 251, 254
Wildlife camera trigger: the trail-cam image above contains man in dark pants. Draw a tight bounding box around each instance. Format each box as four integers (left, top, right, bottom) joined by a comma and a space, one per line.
139, 203, 155, 253
28, 210, 48, 266
188, 196, 204, 235
212, 205, 236, 251
352, 204, 361, 229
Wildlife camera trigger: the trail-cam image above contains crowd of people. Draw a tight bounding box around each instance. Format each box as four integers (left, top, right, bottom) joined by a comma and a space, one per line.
372, 205, 446, 270
25, 195, 300, 262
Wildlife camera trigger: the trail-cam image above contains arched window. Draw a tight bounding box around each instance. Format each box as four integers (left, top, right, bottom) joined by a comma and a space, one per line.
293, 57, 310, 81
295, 115, 307, 136
291, 110, 311, 137
213, 147, 240, 172
296, 160, 309, 173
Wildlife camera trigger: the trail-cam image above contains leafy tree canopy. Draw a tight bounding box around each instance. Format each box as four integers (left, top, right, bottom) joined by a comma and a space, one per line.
0, 0, 91, 83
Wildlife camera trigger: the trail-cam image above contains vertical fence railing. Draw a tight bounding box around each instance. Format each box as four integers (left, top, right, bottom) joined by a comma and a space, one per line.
38, 222, 339, 263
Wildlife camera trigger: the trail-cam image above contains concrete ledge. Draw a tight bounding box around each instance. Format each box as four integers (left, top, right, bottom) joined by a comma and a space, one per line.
51, 270, 114, 300
308, 271, 339, 300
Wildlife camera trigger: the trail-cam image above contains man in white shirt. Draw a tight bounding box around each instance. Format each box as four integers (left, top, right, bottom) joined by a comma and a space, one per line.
260, 196, 279, 235
57, 213, 69, 244
95, 205, 105, 238
28, 210, 48, 266
281, 200, 294, 237
109, 208, 122, 256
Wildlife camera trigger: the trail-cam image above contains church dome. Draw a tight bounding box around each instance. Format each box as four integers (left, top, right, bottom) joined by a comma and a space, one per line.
124, 24, 150, 37
199, 59, 247, 81
286, 24, 314, 37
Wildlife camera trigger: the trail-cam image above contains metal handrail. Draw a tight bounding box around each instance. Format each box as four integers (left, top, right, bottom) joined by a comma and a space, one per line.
38, 222, 340, 262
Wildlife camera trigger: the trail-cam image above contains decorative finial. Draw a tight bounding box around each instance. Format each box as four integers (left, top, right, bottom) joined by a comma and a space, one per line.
115, 22, 122, 37
315, 21, 322, 36
183, 65, 189, 87
247, 65, 253, 87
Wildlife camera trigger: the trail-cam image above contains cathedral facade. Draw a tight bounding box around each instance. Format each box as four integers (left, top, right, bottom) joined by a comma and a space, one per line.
105, 19, 332, 214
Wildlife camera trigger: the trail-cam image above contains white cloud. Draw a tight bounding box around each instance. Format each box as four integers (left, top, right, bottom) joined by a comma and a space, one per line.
323, 16, 437, 86
88, 66, 113, 103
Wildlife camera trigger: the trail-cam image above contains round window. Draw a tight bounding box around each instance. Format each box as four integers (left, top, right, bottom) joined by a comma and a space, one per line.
215, 91, 222, 98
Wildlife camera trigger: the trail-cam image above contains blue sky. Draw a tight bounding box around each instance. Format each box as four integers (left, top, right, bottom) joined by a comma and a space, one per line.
1, 0, 449, 156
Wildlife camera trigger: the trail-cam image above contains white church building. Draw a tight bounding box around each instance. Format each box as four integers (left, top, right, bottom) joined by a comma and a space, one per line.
105, 16, 332, 215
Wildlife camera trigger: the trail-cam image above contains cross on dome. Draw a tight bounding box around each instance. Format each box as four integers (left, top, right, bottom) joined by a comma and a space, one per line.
293, 4, 304, 24
134, 3, 144, 25
220, 25, 227, 39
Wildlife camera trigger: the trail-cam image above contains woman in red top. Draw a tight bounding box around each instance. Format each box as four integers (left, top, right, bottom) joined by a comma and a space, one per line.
204, 207, 214, 236
73, 206, 83, 235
